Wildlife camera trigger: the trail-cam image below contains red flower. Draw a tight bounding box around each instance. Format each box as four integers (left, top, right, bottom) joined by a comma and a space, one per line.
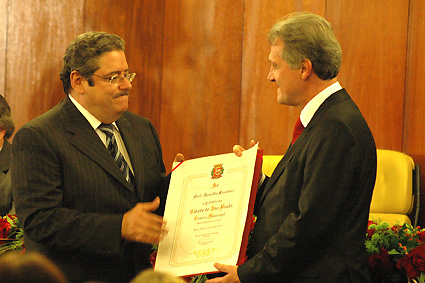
7, 214, 17, 220
391, 225, 401, 234
397, 244, 425, 279
417, 230, 425, 242
368, 248, 396, 278
150, 250, 157, 268
367, 220, 376, 239
0, 217, 12, 244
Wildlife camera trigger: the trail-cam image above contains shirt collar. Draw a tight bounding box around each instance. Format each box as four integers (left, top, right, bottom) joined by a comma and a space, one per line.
68, 95, 118, 130
299, 81, 342, 127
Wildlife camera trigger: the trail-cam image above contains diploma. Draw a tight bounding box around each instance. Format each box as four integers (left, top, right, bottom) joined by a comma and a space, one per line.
154, 144, 262, 277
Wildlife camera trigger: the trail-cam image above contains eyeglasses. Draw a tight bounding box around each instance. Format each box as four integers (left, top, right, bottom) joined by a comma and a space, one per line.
92, 72, 136, 85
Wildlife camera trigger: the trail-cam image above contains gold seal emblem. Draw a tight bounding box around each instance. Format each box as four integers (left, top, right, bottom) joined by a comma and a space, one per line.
211, 164, 224, 179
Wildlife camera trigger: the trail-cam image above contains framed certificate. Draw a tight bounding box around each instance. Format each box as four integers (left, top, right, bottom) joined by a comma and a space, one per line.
154, 144, 262, 277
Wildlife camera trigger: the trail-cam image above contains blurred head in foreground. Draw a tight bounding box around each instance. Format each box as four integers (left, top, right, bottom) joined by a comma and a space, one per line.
0, 252, 67, 283
130, 268, 186, 283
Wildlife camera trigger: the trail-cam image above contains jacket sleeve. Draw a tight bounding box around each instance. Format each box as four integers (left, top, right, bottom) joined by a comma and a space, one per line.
0, 171, 12, 216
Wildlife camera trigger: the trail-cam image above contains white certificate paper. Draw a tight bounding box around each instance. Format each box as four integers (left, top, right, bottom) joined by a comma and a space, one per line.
155, 144, 260, 277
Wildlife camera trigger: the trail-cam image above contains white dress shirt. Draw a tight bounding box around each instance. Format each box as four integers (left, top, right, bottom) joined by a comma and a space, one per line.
69, 95, 134, 173
299, 81, 342, 127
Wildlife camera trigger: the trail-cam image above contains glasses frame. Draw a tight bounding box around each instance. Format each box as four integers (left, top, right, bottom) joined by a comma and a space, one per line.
92, 72, 136, 86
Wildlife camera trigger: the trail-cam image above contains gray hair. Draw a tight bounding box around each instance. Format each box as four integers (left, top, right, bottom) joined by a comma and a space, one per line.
267, 12, 342, 80
59, 31, 125, 94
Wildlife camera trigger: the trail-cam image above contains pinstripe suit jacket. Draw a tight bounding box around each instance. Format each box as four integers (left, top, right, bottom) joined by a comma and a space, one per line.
0, 140, 12, 215
11, 97, 168, 282
237, 89, 377, 283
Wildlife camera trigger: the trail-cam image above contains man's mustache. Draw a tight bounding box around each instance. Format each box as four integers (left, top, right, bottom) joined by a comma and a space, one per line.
113, 92, 129, 98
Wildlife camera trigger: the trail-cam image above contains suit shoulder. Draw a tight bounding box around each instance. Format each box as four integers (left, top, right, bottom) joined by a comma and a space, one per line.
122, 111, 149, 121
122, 111, 155, 128
19, 101, 65, 130
13, 101, 68, 147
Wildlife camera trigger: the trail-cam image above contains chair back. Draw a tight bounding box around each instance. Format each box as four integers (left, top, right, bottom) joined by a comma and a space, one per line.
262, 155, 282, 177
369, 149, 419, 226
262, 150, 420, 226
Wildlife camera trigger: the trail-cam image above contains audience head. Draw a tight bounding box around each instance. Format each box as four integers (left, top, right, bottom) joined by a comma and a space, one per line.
0, 94, 14, 140
59, 31, 125, 94
267, 12, 342, 80
130, 269, 186, 283
0, 251, 67, 283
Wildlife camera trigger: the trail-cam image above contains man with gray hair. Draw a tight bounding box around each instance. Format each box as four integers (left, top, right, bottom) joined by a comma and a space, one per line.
12, 32, 175, 283
209, 12, 376, 283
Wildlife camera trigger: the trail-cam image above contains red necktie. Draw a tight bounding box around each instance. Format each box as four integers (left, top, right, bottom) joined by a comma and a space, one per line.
291, 118, 305, 145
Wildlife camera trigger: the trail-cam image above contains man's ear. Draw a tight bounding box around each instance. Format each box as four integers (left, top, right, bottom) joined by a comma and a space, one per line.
70, 70, 85, 94
300, 59, 313, 80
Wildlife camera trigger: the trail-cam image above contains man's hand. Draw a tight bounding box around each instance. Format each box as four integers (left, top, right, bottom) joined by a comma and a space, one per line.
234, 140, 264, 183
206, 263, 241, 283
174, 153, 185, 163
172, 153, 185, 171
121, 197, 168, 244
233, 140, 257, 157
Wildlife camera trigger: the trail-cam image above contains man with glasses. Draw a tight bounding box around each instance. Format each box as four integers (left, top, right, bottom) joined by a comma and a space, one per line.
11, 32, 173, 283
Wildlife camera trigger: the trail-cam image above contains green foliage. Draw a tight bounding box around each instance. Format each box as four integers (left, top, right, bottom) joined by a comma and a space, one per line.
367, 220, 425, 282
0, 214, 24, 254
190, 275, 207, 283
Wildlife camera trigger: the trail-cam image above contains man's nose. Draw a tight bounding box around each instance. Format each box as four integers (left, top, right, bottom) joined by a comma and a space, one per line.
119, 77, 132, 90
267, 72, 275, 82
267, 68, 275, 81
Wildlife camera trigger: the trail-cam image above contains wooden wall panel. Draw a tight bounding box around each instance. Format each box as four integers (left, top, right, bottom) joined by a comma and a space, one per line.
403, 0, 425, 226
159, 0, 243, 171
6, 0, 84, 134
3, 1, 425, 223
326, 0, 409, 151
84, 0, 165, 129
0, 0, 7, 96
241, 1, 325, 154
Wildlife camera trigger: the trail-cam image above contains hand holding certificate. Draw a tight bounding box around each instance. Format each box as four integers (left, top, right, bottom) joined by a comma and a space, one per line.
155, 144, 262, 277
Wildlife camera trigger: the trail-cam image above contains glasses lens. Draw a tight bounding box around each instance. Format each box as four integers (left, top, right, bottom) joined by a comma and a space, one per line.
107, 73, 136, 85
109, 75, 120, 84
126, 73, 136, 83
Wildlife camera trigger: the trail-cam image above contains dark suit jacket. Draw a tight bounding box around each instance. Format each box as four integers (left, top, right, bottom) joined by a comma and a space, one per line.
11, 97, 169, 283
238, 89, 377, 283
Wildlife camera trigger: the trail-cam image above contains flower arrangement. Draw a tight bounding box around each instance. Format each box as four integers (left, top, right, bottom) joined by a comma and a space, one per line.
0, 214, 24, 254
366, 220, 425, 283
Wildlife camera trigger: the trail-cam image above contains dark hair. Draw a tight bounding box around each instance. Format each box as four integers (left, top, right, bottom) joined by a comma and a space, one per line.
0, 94, 15, 139
59, 31, 125, 94
267, 12, 342, 80
0, 252, 67, 283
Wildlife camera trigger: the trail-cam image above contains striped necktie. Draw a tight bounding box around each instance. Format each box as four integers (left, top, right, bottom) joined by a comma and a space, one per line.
98, 123, 134, 190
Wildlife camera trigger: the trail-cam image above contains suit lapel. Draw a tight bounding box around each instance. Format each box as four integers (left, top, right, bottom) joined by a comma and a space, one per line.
0, 140, 11, 172
259, 89, 351, 204
62, 98, 133, 191
259, 130, 309, 204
